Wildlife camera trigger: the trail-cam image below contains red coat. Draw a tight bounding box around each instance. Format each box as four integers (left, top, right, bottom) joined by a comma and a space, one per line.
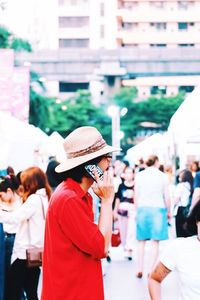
41, 178, 106, 300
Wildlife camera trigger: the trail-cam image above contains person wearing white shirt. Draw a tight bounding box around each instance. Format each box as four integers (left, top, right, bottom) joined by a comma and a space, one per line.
173, 169, 193, 237
0, 174, 22, 299
0, 167, 51, 300
148, 199, 200, 300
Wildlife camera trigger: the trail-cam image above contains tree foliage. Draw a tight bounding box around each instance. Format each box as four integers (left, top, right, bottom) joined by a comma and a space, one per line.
44, 90, 112, 144
0, 25, 32, 51
112, 87, 185, 151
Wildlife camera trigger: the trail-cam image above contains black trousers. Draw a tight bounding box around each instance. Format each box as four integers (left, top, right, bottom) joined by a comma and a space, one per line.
175, 206, 187, 237
5, 259, 40, 300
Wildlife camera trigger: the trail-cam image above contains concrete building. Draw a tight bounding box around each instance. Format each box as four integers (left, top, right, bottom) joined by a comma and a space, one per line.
2, 0, 200, 100
117, 0, 200, 96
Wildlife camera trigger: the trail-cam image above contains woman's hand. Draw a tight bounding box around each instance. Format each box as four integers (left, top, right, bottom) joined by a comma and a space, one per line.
92, 169, 114, 205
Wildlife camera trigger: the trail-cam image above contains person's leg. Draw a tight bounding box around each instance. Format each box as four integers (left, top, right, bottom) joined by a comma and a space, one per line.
149, 240, 159, 273
117, 215, 128, 250
175, 208, 187, 237
4, 234, 15, 290
125, 204, 135, 259
5, 259, 26, 300
136, 240, 146, 277
24, 267, 40, 300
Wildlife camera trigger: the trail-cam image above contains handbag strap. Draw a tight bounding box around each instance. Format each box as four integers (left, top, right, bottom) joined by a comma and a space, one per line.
27, 195, 46, 245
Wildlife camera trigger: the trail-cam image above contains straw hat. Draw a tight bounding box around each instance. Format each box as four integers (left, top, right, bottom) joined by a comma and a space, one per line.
55, 126, 120, 173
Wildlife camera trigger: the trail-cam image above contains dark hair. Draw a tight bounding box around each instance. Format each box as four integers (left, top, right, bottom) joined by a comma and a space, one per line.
59, 155, 105, 183
184, 200, 200, 236
146, 155, 158, 167
179, 169, 194, 195
191, 161, 200, 172
6, 166, 15, 176
46, 159, 63, 188
0, 175, 20, 192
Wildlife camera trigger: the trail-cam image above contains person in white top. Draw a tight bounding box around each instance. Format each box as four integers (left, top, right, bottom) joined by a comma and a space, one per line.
0, 167, 51, 300
173, 169, 193, 237
134, 155, 170, 278
148, 199, 200, 300
0, 174, 23, 299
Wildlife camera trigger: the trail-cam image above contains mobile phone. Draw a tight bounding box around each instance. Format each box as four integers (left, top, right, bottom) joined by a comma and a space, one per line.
85, 164, 104, 181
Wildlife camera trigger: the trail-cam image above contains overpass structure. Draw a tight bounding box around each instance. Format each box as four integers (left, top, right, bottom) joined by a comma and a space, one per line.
16, 48, 200, 98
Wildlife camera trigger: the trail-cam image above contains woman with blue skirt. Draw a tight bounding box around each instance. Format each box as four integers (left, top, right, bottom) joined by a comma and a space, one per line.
134, 155, 170, 278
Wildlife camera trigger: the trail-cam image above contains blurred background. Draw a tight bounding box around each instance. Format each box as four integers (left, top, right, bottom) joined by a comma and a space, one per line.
1, 0, 200, 172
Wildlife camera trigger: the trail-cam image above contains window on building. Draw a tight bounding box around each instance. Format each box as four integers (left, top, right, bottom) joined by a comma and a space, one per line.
59, 82, 89, 92
150, 44, 167, 47
150, 22, 167, 30
59, 17, 89, 28
151, 86, 166, 95
122, 22, 138, 30
179, 86, 194, 93
121, 43, 138, 47
150, 1, 165, 8
100, 25, 104, 38
122, 1, 138, 9
178, 22, 188, 30
178, 43, 195, 47
100, 2, 104, 16
59, 39, 89, 48
178, 1, 194, 10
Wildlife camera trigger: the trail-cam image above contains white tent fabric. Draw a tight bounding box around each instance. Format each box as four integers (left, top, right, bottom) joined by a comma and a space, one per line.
168, 86, 200, 141
125, 133, 170, 167
0, 111, 49, 173
168, 86, 200, 167
42, 131, 65, 163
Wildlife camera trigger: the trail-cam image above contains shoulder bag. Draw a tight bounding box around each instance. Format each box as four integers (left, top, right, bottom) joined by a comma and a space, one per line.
26, 196, 45, 268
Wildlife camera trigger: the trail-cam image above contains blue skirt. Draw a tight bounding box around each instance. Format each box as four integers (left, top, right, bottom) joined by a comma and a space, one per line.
136, 207, 168, 241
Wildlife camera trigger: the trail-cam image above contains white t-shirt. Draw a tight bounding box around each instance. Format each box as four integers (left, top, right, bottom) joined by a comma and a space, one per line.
160, 236, 200, 300
135, 167, 168, 208
0, 188, 48, 263
1, 195, 22, 234
174, 182, 191, 207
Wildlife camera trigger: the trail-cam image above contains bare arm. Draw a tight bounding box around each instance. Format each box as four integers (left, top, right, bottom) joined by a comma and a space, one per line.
148, 262, 171, 300
163, 184, 171, 219
113, 197, 120, 221
92, 170, 115, 254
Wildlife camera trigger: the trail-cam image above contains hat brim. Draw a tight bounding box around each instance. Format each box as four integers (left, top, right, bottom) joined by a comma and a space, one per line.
55, 145, 120, 173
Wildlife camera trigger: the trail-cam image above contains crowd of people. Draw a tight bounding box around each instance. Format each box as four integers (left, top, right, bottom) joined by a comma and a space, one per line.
0, 126, 200, 300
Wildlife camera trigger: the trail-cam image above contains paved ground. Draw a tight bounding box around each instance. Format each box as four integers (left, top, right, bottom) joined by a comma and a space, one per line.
103, 242, 180, 300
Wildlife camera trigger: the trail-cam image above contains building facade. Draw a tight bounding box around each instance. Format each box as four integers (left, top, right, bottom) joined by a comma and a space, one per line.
2, 0, 200, 100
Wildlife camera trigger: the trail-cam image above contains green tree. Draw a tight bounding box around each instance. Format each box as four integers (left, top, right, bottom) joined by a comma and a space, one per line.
111, 87, 185, 152
0, 26, 32, 51
0, 26, 11, 48
45, 90, 112, 143
11, 37, 32, 52
29, 89, 54, 132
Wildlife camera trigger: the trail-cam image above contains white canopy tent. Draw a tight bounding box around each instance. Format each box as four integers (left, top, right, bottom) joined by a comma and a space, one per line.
125, 133, 170, 167
0, 111, 49, 173
42, 131, 66, 163
168, 86, 200, 168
